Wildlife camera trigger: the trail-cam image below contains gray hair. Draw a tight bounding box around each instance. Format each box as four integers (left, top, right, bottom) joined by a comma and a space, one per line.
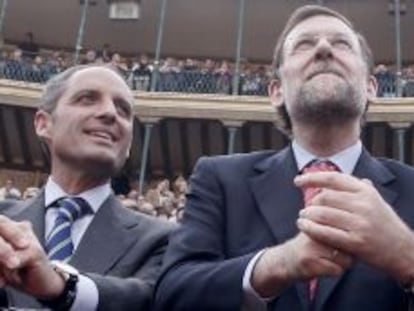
40, 64, 126, 113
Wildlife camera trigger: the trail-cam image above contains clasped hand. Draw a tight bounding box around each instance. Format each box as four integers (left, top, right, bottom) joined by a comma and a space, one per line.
295, 171, 414, 282
0, 215, 64, 299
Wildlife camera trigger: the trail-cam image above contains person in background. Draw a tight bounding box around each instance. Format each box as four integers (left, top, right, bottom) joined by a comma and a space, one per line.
18, 32, 39, 59
0, 179, 21, 200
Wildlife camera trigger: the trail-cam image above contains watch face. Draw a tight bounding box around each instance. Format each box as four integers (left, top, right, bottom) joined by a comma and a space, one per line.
50, 260, 79, 276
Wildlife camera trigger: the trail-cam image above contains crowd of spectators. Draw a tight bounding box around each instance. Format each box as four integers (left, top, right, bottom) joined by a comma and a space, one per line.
0, 44, 270, 96
0, 179, 40, 201
374, 63, 414, 97
117, 175, 188, 223
1, 40, 414, 98
0, 175, 188, 223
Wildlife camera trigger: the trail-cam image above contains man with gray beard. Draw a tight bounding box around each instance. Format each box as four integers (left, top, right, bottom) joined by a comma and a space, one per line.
155, 5, 414, 311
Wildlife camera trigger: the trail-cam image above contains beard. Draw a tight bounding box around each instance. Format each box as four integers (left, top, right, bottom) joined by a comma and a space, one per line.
288, 74, 366, 127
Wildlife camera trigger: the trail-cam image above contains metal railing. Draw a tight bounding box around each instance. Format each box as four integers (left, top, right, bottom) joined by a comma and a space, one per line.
1, 55, 410, 98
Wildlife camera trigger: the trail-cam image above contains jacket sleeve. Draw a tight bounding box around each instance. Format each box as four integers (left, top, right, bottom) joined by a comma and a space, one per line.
154, 157, 257, 311
87, 222, 174, 311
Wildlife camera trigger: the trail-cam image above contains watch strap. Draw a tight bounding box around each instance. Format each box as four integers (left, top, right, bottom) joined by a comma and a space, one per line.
37, 266, 78, 311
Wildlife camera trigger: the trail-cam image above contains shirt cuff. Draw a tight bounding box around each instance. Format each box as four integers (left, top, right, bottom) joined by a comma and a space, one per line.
70, 274, 99, 311
242, 249, 273, 311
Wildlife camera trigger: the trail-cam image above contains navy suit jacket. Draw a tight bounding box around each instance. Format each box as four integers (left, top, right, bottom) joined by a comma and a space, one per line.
0, 191, 174, 310
155, 146, 414, 311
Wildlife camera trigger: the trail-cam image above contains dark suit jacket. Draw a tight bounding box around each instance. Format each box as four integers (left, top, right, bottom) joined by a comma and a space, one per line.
0, 191, 175, 311
155, 146, 414, 311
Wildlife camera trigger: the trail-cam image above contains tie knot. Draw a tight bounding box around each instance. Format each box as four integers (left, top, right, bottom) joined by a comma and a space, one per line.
302, 160, 341, 208
302, 159, 340, 174
56, 197, 91, 223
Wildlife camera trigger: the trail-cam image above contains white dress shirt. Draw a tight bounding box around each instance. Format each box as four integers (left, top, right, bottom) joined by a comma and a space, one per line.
243, 140, 363, 310
44, 177, 112, 311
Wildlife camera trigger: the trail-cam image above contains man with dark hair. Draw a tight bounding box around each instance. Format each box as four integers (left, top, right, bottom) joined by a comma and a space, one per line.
18, 32, 39, 59
155, 5, 414, 311
0, 64, 173, 310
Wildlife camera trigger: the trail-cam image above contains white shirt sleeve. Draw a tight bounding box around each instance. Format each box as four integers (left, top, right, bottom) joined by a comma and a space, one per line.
242, 249, 274, 311
70, 274, 99, 311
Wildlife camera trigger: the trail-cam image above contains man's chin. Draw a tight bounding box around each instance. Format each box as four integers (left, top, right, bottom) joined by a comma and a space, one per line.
77, 154, 124, 176
300, 79, 350, 105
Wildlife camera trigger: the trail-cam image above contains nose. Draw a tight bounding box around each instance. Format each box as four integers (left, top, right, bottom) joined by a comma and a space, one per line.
314, 37, 334, 60
98, 97, 117, 123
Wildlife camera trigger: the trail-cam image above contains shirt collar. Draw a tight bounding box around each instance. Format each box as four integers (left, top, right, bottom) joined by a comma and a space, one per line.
292, 140, 362, 174
44, 176, 112, 213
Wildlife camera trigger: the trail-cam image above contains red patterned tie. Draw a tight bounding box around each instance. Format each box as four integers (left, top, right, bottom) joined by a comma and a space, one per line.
302, 160, 340, 301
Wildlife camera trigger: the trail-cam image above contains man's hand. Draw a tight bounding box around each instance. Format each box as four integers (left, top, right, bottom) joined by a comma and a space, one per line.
251, 232, 353, 298
295, 171, 414, 282
0, 215, 65, 300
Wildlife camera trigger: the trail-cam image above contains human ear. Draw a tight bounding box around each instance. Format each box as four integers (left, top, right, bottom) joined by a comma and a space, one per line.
268, 79, 284, 109
367, 75, 378, 101
34, 110, 53, 142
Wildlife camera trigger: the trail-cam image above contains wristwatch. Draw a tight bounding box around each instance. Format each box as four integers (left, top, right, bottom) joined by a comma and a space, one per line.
37, 261, 79, 311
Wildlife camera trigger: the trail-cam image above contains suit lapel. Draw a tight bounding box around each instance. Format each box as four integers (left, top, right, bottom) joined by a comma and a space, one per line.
249, 146, 309, 310
352, 148, 398, 205
69, 195, 140, 274
249, 146, 303, 243
3, 192, 140, 307
315, 148, 398, 311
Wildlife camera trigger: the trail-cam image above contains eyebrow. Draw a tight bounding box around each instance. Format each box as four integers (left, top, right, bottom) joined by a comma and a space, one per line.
291, 32, 352, 41
70, 88, 131, 101
68, 89, 95, 101
287, 31, 355, 52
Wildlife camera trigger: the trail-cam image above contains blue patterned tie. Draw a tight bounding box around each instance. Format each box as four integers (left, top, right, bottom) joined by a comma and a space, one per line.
46, 197, 91, 262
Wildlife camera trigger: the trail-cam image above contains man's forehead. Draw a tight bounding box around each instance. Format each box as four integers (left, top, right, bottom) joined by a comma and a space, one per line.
67, 67, 132, 97
285, 15, 357, 43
